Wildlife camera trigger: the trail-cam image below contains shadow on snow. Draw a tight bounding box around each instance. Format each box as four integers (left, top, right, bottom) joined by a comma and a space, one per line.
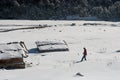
28, 48, 40, 54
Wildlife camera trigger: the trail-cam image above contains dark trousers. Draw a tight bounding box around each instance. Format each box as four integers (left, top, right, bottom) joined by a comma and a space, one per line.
81, 55, 87, 62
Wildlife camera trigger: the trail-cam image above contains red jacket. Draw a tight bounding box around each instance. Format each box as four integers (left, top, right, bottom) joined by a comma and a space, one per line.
83, 48, 87, 55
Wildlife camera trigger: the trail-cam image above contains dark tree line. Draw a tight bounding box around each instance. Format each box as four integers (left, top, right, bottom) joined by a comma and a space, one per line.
0, 0, 120, 20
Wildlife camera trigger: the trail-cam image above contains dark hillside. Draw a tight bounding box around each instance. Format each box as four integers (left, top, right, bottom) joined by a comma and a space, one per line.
0, 0, 120, 20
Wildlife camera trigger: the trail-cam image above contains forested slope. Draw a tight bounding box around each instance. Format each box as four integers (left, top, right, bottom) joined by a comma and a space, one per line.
0, 0, 120, 20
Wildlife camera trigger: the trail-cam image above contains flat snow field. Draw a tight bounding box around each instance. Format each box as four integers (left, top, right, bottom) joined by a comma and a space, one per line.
0, 20, 120, 80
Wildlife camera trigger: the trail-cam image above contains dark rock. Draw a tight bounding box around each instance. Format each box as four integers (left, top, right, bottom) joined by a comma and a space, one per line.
75, 72, 84, 77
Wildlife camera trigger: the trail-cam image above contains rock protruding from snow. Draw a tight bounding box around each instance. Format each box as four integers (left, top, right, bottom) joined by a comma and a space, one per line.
36, 40, 69, 53
75, 72, 84, 77
0, 42, 28, 69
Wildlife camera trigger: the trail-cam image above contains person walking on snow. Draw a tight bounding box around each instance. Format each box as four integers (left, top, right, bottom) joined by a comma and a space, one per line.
81, 47, 87, 62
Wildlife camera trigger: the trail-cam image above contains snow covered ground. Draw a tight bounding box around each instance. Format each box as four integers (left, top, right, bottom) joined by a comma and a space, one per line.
0, 20, 120, 80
